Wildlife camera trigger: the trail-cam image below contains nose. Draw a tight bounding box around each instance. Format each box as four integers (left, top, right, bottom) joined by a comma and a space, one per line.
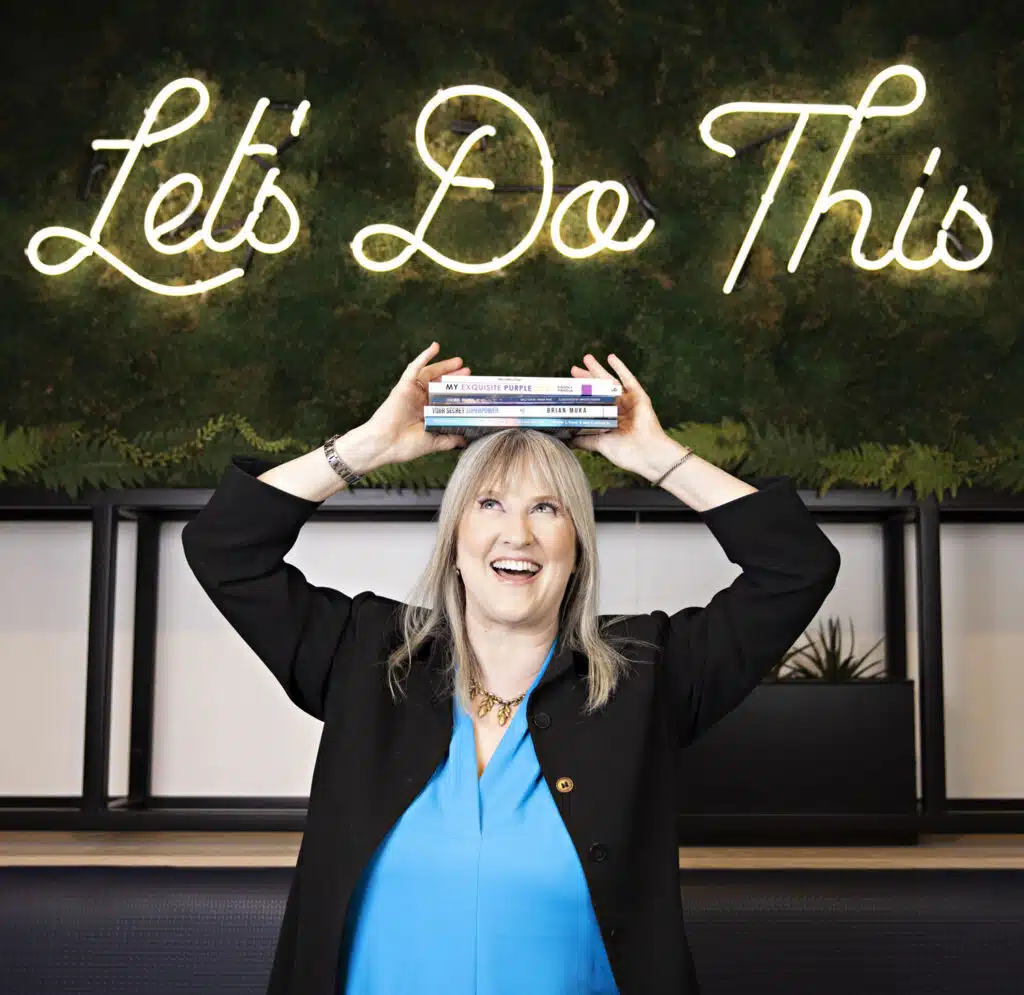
501, 509, 534, 546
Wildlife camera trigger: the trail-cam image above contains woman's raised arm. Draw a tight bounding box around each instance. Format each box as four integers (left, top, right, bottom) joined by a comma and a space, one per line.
181, 343, 469, 719
565, 351, 841, 745
182, 449, 369, 720
254, 426, 384, 502
655, 476, 841, 746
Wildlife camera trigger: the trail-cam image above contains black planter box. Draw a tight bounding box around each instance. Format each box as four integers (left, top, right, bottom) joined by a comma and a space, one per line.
676, 679, 917, 838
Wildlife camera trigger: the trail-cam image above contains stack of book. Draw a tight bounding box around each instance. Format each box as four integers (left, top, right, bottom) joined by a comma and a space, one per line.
425, 375, 621, 440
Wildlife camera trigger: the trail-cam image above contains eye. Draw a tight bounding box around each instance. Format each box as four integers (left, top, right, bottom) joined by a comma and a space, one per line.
476, 497, 558, 513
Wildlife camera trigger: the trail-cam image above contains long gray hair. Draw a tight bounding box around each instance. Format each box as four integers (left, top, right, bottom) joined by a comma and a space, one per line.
384, 428, 656, 716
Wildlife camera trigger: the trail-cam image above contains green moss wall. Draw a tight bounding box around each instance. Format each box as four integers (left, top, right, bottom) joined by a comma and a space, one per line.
2, 0, 1020, 493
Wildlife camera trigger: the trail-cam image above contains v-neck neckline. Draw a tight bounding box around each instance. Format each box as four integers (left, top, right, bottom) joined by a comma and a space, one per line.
466, 636, 558, 785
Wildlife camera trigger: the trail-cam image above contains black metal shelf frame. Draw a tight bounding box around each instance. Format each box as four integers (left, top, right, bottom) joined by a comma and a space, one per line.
1, 478, 1022, 835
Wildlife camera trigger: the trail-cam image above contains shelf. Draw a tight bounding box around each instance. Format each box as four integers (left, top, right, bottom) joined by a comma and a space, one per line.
3, 832, 1024, 868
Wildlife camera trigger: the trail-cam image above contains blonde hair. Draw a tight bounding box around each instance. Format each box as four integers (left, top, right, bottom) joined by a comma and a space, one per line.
384, 428, 656, 717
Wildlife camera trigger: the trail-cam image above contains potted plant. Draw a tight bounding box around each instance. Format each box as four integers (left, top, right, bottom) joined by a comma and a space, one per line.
766, 617, 886, 681
676, 615, 917, 839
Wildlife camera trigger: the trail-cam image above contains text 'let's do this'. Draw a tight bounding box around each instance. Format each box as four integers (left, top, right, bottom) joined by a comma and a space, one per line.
26, 67, 992, 297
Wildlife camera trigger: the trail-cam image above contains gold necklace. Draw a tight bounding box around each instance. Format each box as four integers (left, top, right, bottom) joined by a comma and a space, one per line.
468, 681, 527, 726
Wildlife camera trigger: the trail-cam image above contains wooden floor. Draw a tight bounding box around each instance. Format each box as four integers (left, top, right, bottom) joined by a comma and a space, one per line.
2, 832, 1024, 868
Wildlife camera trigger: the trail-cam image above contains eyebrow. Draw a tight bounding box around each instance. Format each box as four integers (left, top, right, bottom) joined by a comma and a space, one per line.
480, 489, 561, 503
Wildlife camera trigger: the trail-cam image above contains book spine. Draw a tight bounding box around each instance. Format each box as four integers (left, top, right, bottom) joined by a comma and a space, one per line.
440, 375, 617, 385
423, 405, 617, 418
430, 378, 621, 396
427, 425, 611, 438
427, 393, 615, 406
425, 417, 618, 429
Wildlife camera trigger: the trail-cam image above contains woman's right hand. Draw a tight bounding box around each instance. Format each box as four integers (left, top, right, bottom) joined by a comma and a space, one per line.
361, 342, 470, 467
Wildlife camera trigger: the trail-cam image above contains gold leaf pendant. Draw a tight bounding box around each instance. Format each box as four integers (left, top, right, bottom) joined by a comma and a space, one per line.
472, 685, 520, 726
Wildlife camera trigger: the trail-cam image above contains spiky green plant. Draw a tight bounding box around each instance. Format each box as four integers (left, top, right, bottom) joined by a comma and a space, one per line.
767, 616, 886, 682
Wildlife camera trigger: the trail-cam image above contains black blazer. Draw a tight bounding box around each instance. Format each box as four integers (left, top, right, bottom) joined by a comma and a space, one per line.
181, 456, 841, 995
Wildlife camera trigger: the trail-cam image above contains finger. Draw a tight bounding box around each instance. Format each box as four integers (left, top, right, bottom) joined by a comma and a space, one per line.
415, 365, 469, 398
605, 353, 645, 393
433, 432, 468, 452
422, 356, 466, 382
581, 353, 617, 380
585, 354, 614, 376
569, 433, 596, 451
404, 341, 441, 380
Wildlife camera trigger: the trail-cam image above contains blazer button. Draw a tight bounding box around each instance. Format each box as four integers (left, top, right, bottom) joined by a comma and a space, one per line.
533, 711, 551, 729
588, 842, 608, 862
555, 777, 574, 793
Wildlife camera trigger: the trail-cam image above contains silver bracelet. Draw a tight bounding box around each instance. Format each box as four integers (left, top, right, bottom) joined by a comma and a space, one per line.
323, 434, 363, 486
653, 448, 694, 487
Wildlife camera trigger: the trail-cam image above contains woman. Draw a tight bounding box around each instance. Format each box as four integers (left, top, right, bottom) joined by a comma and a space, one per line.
182, 343, 840, 995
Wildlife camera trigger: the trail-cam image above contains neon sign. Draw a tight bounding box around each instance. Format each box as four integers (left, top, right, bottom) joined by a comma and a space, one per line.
25, 77, 310, 297
350, 84, 655, 272
27, 68, 992, 297
699, 65, 993, 293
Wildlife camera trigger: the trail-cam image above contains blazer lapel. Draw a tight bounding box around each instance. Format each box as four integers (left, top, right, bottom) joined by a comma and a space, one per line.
417, 634, 455, 740
535, 639, 581, 692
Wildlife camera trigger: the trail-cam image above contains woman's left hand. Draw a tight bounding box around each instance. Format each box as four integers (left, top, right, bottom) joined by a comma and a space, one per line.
567, 353, 672, 479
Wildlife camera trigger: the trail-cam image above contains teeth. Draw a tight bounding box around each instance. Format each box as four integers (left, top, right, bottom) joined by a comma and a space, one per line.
492, 560, 540, 574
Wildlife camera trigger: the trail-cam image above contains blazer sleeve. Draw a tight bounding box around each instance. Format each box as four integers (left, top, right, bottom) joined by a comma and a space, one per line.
654, 476, 841, 747
181, 455, 371, 722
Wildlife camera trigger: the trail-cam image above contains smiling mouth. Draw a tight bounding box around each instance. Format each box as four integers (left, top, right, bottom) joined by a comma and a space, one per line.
490, 563, 542, 581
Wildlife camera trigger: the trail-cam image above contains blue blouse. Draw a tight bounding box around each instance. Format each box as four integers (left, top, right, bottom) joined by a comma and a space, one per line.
337, 636, 619, 994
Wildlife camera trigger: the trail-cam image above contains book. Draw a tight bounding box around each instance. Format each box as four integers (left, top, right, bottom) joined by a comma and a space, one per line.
425, 375, 620, 440
427, 424, 612, 440
423, 404, 618, 419
427, 393, 616, 406
425, 416, 616, 429
431, 376, 621, 397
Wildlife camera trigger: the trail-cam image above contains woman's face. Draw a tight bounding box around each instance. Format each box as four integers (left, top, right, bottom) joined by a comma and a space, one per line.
455, 463, 577, 631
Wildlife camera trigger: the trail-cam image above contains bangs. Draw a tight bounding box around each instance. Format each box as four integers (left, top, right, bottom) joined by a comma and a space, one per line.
476, 434, 564, 504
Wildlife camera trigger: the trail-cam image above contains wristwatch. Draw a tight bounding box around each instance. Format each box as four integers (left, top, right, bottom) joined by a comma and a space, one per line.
323, 434, 363, 485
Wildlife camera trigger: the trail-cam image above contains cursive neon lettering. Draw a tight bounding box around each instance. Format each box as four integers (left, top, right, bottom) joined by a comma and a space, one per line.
144, 174, 205, 255
549, 180, 655, 258
26, 78, 309, 296
350, 84, 653, 272
699, 65, 993, 293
